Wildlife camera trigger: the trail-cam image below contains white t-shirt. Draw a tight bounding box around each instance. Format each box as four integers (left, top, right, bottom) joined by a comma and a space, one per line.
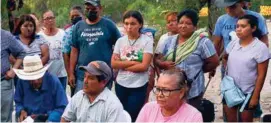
113, 34, 153, 88
39, 29, 67, 77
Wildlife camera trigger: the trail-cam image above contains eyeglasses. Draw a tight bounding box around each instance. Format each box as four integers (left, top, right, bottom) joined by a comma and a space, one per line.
153, 86, 181, 97
43, 16, 55, 21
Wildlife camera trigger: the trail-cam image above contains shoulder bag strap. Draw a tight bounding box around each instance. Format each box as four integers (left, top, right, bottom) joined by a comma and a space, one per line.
172, 35, 179, 62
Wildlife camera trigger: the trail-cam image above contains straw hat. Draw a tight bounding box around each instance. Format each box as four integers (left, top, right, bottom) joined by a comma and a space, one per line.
13, 55, 52, 80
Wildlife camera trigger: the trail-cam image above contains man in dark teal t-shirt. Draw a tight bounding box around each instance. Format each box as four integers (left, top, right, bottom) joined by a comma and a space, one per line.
69, 0, 121, 94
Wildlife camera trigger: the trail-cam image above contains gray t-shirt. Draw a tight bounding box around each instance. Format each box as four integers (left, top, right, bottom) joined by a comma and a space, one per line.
16, 35, 48, 57
62, 88, 125, 122
226, 38, 270, 93
113, 34, 153, 88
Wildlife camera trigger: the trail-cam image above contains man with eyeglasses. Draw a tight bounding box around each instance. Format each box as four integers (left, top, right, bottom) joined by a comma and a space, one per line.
136, 68, 203, 122
69, 0, 121, 94
213, 0, 268, 121
39, 10, 67, 91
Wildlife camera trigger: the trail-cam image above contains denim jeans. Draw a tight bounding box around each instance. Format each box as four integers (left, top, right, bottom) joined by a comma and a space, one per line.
59, 77, 67, 91
74, 79, 83, 95
115, 82, 148, 122
1, 79, 14, 122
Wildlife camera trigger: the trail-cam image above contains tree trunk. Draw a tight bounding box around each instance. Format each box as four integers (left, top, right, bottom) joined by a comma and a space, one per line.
207, 0, 223, 36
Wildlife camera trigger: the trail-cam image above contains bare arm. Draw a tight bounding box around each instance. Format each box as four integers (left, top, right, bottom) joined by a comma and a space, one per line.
222, 53, 229, 68
124, 53, 153, 73
203, 54, 219, 73
63, 53, 70, 77
154, 54, 164, 68
69, 47, 78, 76
260, 34, 269, 48
61, 117, 70, 122
68, 47, 78, 87
111, 53, 140, 69
251, 60, 269, 101
13, 58, 23, 69
40, 44, 49, 65
212, 35, 223, 57
154, 53, 175, 70
9, 55, 16, 65
5, 58, 23, 80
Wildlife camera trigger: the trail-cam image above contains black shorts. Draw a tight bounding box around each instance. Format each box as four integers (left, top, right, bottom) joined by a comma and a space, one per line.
222, 94, 258, 110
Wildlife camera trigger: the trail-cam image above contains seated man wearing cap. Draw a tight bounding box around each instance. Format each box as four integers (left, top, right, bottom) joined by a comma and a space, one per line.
61, 61, 124, 122
13, 55, 68, 122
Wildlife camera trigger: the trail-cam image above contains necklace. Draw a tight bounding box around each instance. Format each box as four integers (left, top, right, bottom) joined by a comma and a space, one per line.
128, 35, 140, 46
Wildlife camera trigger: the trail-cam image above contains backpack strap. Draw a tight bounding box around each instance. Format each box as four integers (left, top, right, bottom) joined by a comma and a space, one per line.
185, 37, 207, 87
172, 35, 179, 62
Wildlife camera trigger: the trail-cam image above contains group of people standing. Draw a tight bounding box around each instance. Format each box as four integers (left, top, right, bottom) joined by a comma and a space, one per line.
1, 0, 270, 122
2, 7, 70, 123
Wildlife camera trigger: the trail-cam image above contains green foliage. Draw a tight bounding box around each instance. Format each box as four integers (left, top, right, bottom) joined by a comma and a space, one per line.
1, 0, 9, 29
6, 0, 263, 36
0, 0, 212, 44
250, 0, 261, 12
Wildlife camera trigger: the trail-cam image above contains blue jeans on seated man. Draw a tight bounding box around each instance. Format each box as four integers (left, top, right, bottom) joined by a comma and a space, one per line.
59, 77, 67, 91
1, 79, 14, 122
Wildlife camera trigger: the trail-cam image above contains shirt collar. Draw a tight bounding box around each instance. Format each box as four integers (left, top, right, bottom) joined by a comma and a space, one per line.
16, 35, 39, 47
236, 38, 258, 50
28, 72, 49, 91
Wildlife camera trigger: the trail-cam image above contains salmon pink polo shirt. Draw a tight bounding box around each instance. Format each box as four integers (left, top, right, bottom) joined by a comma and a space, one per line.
136, 101, 203, 122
